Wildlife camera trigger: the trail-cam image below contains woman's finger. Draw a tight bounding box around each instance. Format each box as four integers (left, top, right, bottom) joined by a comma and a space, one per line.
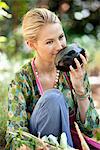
69, 65, 76, 76
80, 54, 88, 71
80, 54, 87, 65
84, 50, 89, 61
74, 58, 81, 70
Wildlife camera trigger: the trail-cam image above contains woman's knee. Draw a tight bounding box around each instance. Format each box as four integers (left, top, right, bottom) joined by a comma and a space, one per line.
30, 89, 69, 137
34, 89, 69, 117
42, 89, 67, 106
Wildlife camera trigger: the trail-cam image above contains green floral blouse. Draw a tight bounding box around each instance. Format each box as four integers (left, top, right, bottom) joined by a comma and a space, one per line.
6, 59, 99, 149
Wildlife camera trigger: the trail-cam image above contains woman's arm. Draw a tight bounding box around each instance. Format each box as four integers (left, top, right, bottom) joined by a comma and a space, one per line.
74, 72, 90, 123
6, 72, 33, 150
75, 73, 99, 136
69, 54, 99, 136
76, 97, 89, 123
69, 54, 90, 122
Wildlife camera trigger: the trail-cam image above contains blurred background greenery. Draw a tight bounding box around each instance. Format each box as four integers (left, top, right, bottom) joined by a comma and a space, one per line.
0, 0, 100, 149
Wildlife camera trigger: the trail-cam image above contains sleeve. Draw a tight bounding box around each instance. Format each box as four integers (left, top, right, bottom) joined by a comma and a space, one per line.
5, 72, 33, 150
76, 72, 100, 137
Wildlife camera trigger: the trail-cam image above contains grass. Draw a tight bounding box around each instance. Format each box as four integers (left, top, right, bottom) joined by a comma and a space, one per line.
0, 82, 8, 148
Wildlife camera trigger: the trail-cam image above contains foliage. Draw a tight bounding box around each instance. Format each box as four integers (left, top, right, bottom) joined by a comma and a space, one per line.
5, 130, 61, 150
0, 55, 30, 148
6, 130, 76, 150
0, 0, 99, 59
0, 82, 8, 147
0, 1, 12, 20
49, 0, 100, 35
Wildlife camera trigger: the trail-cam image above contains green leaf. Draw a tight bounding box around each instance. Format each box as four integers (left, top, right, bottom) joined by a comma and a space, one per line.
0, 8, 12, 18
0, 36, 7, 42
0, 2, 9, 9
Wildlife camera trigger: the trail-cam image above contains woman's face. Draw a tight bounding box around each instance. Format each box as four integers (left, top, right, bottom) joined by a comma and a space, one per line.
33, 23, 67, 62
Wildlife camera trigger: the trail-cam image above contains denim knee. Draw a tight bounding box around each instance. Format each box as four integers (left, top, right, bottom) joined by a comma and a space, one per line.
40, 88, 68, 108
30, 89, 68, 135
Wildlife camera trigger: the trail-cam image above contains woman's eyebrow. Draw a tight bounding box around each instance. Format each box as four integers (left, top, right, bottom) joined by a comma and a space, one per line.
45, 33, 64, 41
45, 38, 54, 41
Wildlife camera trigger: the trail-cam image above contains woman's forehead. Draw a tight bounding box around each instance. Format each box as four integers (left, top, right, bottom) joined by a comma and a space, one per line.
37, 23, 64, 41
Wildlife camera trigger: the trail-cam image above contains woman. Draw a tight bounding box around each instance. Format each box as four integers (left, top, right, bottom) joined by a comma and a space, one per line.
6, 8, 99, 150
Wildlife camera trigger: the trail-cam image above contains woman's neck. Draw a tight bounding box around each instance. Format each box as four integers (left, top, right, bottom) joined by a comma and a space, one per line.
34, 57, 56, 75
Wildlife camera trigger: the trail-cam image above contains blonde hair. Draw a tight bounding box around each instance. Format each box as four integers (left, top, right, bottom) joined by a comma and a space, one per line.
22, 8, 61, 40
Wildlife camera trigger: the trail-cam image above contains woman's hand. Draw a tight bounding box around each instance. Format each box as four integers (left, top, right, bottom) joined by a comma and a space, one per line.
69, 53, 90, 123
69, 53, 87, 95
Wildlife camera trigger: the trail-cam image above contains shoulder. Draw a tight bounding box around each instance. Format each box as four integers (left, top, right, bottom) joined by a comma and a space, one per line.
14, 59, 34, 81
9, 59, 35, 89
9, 59, 35, 96
17, 59, 32, 75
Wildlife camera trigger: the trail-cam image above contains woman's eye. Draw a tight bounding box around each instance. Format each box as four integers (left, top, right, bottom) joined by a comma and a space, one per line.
59, 35, 64, 40
46, 41, 53, 44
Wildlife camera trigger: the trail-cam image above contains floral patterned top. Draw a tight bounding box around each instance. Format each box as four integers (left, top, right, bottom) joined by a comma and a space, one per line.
6, 59, 99, 149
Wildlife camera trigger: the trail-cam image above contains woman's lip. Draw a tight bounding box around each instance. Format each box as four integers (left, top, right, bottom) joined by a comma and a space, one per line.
52, 47, 67, 55
52, 51, 62, 55
52, 53, 59, 56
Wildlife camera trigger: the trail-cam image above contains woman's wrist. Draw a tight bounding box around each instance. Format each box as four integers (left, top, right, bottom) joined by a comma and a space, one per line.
74, 89, 89, 101
74, 87, 86, 96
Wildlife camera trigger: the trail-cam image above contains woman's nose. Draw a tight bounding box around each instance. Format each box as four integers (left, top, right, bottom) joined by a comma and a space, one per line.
56, 40, 64, 51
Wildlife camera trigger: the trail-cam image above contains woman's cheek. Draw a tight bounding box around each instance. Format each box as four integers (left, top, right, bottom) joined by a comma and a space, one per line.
63, 38, 67, 46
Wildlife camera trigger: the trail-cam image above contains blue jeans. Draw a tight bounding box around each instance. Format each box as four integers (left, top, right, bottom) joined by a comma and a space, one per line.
30, 89, 73, 147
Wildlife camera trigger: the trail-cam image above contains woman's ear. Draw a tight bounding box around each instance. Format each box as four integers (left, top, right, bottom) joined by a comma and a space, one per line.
26, 39, 37, 49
